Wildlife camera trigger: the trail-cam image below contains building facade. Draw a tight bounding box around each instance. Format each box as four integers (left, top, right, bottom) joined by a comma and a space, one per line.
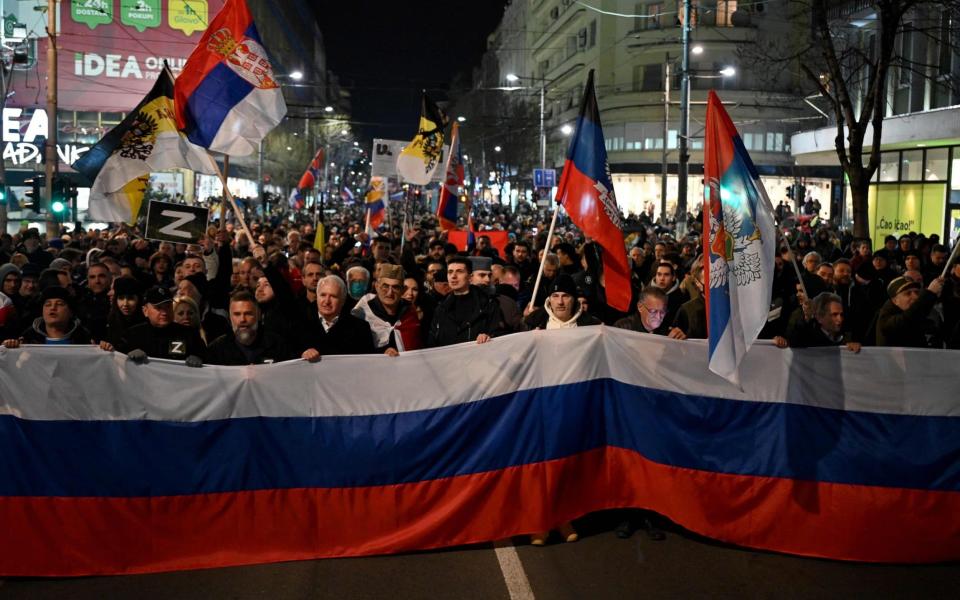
457, 0, 837, 219
790, 1, 960, 247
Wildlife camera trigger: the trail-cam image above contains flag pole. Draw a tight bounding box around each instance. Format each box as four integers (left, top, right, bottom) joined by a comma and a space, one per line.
776, 220, 808, 299
206, 152, 256, 250
530, 202, 560, 308
940, 231, 960, 279
220, 155, 229, 232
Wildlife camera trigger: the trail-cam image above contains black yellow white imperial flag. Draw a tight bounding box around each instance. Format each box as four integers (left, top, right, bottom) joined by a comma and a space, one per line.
396, 92, 449, 185
73, 67, 215, 224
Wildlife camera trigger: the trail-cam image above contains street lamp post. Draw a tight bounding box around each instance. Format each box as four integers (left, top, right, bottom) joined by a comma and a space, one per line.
677, 0, 693, 236
505, 73, 547, 176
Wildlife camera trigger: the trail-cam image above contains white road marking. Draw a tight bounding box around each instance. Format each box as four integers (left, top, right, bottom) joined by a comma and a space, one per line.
494, 541, 535, 600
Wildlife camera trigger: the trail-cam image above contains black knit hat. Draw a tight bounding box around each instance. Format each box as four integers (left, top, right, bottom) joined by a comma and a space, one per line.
547, 273, 579, 297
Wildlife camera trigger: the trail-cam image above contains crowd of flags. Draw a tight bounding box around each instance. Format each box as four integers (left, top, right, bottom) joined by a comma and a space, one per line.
73, 0, 775, 383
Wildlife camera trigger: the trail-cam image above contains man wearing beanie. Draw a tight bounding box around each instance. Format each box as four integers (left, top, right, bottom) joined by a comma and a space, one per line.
2, 286, 91, 346
876, 275, 945, 347
471, 255, 521, 332
522, 273, 600, 330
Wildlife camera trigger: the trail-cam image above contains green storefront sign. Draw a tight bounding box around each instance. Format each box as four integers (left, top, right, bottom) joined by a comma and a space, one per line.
121, 0, 161, 32
71, 0, 113, 30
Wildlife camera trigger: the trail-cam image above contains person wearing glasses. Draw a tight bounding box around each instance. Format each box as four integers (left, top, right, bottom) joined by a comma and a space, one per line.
351, 263, 423, 355
614, 286, 687, 340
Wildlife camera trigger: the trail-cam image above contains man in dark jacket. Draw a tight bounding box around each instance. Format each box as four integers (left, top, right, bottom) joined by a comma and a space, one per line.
75, 262, 113, 342
309, 275, 374, 355
428, 255, 505, 347
207, 291, 303, 365
614, 286, 686, 339
876, 276, 945, 348
787, 292, 861, 352
121, 286, 205, 365
2, 286, 91, 346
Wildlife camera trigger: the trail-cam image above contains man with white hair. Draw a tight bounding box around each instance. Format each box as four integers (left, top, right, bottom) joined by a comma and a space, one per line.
308, 275, 374, 355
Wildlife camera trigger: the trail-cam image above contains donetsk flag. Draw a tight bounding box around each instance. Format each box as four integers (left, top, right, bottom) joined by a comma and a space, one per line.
702, 90, 776, 384
555, 70, 631, 312
174, 0, 286, 156
396, 93, 448, 185
298, 148, 325, 191
73, 67, 215, 225
435, 122, 463, 230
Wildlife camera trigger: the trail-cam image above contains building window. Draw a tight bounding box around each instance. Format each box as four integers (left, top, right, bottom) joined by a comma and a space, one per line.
589, 19, 596, 47
925, 148, 949, 181
668, 130, 678, 149
901, 150, 923, 181
879, 152, 899, 182
642, 63, 663, 92
646, 3, 664, 29
632, 64, 643, 92
715, 1, 738, 27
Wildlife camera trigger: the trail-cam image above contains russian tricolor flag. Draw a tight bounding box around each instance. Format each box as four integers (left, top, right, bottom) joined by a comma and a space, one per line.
2, 333, 960, 576
702, 91, 776, 384
174, 0, 286, 156
555, 70, 631, 312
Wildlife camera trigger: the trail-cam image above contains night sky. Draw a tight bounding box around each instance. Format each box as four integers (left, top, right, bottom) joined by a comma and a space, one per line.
317, 1, 508, 142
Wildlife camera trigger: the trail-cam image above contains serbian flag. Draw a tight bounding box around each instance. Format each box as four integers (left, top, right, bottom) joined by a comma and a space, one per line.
364, 177, 386, 231
555, 70, 631, 312
340, 187, 355, 203
298, 148, 325, 190
436, 122, 463, 231
174, 0, 286, 156
702, 90, 776, 384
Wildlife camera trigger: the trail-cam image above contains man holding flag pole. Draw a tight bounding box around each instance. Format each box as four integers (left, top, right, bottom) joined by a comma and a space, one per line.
531, 70, 632, 316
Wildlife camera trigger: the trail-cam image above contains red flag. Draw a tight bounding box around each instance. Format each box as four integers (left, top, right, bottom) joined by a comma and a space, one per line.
555, 70, 631, 312
297, 148, 325, 190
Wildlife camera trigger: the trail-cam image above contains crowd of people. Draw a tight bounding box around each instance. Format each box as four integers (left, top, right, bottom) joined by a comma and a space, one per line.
0, 198, 957, 543
1, 200, 958, 366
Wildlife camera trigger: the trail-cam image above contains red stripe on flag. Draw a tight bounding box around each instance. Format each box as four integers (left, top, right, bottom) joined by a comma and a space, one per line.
174, 0, 255, 129
4, 447, 958, 576
556, 159, 632, 312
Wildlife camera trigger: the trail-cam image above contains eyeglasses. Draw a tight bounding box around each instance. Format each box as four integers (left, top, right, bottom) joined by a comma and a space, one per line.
640, 304, 666, 317
379, 283, 403, 292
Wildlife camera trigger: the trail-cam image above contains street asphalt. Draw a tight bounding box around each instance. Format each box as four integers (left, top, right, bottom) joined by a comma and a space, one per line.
2, 511, 956, 599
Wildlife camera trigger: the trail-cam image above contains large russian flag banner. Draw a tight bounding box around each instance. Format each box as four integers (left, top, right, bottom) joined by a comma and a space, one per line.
702, 90, 777, 384
2, 330, 960, 576
555, 70, 631, 312
174, 0, 286, 156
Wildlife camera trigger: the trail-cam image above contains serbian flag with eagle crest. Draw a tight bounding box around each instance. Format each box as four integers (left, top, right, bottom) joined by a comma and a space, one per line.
702, 90, 776, 384
555, 70, 631, 312
174, 0, 286, 156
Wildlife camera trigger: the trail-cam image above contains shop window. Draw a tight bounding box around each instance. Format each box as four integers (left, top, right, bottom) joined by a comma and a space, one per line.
879, 152, 899, 182
901, 150, 923, 181
925, 148, 949, 181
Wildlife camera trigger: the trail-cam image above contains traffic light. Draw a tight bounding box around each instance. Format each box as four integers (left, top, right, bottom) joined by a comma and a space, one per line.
24, 174, 45, 212
50, 177, 76, 220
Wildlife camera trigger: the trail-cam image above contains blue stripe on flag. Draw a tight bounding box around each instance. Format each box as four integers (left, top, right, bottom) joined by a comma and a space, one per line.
3, 379, 959, 498
184, 63, 254, 148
